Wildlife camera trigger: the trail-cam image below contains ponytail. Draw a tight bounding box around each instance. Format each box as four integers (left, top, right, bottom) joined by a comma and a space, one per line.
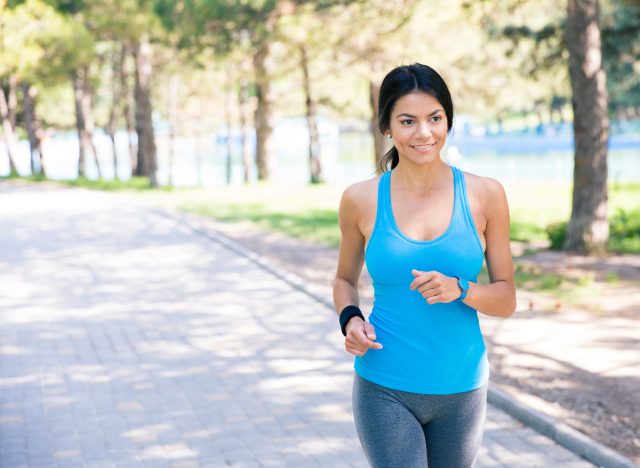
379, 146, 399, 173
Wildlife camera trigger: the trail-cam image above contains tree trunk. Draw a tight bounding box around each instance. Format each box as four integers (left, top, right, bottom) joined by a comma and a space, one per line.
224, 86, 233, 185
0, 84, 18, 176
7, 75, 17, 129
120, 43, 137, 175
300, 44, 322, 184
564, 0, 609, 253
72, 66, 102, 179
238, 75, 252, 184
21, 82, 46, 176
253, 42, 275, 181
167, 74, 178, 187
369, 79, 387, 173
133, 34, 157, 186
107, 46, 122, 179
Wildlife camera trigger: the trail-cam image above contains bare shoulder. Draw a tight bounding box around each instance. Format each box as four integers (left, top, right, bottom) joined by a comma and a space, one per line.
462, 171, 507, 205
340, 175, 379, 214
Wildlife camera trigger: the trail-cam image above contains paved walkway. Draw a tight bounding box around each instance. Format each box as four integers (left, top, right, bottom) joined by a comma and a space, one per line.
0, 182, 595, 467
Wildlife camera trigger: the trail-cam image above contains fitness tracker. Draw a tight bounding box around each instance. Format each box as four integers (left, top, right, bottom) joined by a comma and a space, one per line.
455, 276, 469, 301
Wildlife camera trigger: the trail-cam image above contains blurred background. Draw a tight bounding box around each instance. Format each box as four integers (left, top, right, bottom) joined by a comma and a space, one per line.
0, 0, 639, 253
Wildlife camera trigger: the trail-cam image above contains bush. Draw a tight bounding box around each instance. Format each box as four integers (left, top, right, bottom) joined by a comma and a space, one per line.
546, 221, 568, 250
608, 209, 640, 253
545, 209, 640, 253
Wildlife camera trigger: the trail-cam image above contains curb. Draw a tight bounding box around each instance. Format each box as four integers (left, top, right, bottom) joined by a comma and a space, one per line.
156, 207, 638, 468
488, 386, 637, 468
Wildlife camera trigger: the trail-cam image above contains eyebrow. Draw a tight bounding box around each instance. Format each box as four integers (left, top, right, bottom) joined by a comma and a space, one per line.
396, 110, 443, 119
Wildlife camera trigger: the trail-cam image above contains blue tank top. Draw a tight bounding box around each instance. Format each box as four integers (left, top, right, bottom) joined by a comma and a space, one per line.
354, 165, 489, 394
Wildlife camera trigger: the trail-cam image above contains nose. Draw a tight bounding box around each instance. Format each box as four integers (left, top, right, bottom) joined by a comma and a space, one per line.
415, 121, 432, 140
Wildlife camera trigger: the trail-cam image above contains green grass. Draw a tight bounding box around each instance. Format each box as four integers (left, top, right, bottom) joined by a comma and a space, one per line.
6, 174, 639, 253
60, 176, 170, 191
182, 201, 340, 246
1, 174, 170, 191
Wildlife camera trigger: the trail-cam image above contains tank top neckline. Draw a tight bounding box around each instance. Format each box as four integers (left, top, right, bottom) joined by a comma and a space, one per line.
385, 165, 459, 245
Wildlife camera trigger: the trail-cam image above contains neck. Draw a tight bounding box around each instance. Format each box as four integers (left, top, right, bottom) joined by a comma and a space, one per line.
391, 159, 450, 192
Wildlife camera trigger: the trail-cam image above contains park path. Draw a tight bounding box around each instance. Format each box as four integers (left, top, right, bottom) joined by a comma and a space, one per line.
0, 181, 595, 467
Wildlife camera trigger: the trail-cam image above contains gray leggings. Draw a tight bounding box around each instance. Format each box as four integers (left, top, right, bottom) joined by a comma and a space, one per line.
352, 373, 487, 468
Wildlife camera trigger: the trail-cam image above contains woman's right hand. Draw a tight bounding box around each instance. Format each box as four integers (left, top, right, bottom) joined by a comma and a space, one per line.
345, 318, 383, 356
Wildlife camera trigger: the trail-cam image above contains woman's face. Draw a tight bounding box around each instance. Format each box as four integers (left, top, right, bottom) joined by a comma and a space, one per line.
388, 91, 448, 166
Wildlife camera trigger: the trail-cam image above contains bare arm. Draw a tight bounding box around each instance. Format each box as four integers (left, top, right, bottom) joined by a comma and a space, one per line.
333, 186, 365, 312
333, 184, 383, 354
462, 178, 516, 317
409, 178, 516, 318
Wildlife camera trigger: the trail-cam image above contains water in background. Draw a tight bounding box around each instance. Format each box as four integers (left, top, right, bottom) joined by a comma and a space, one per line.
1, 117, 639, 186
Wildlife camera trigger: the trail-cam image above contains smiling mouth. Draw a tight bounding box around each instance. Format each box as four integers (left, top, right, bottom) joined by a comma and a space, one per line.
411, 143, 436, 152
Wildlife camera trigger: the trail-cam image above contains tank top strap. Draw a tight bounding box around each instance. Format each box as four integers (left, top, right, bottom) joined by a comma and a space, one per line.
377, 170, 393, 225
451, 165, 477, 232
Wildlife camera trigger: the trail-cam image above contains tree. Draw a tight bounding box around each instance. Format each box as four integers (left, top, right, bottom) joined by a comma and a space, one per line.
47, 0, 161, 184
601, 0, 640, 116
155, 0, 353, 182
3, 0, 92, 176
564, 0, 610, 252
132, 33, 157, 185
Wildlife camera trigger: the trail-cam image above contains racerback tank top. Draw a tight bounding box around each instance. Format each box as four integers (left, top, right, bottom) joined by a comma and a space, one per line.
354, 165, 489, 394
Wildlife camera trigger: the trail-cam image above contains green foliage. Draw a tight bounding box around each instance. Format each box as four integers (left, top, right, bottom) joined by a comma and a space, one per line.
545, 209, 640, 253
608, 209, 640, 253
3, 0, 93, 82
602, 0, 640, 112
509, 219, 546, 242
546, 221, 568, 250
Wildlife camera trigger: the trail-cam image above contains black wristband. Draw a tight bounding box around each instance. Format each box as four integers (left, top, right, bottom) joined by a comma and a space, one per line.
339, 305, 365, 336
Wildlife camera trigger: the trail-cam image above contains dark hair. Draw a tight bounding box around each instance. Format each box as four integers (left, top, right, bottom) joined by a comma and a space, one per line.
377, 63, 454, 172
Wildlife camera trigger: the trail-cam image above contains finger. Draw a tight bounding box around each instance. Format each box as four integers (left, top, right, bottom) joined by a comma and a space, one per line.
410, 270, 435, 290
417, 281, 440, 295
426, 293, 443, 304
362, 326, 383, 349
345, 346, 365, 357
353, 332, 382, 350
363, 323, 377, 340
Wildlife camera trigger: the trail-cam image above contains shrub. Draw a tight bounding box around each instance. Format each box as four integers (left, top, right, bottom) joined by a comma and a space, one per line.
545, 209, 640, 254
546, 221, 568, 250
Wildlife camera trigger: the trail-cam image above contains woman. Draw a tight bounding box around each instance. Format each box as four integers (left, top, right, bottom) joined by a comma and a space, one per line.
333, 63, 516, 468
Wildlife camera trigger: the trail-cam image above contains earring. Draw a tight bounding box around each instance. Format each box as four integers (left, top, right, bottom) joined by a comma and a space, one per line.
387, 134, 392, 139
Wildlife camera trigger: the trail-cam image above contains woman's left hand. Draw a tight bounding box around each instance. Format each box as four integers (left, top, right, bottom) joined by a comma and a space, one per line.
409, 269, 461, 304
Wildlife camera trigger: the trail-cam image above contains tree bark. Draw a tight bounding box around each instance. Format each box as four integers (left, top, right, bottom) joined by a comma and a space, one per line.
369, 79, 387, 173
133, 34, 157, 186
7, 75, 17, 129
120, 43, 137, 175
564, 0, 609, 253
253, 42, 275, 181
0, 84, 18, 176
238, 75, 252, 184
21, 82, 46, 176
300, 44, 322, 184
106, 46, 123, 179
72, 65, 102, 179
167, 74, 178, 187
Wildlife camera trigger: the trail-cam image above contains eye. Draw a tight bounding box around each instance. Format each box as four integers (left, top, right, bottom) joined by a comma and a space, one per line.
400, 119, 414, 125
430, 115, 442, 123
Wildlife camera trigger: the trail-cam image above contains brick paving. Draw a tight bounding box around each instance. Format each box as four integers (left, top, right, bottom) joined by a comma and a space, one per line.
0, 183, 595, 467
